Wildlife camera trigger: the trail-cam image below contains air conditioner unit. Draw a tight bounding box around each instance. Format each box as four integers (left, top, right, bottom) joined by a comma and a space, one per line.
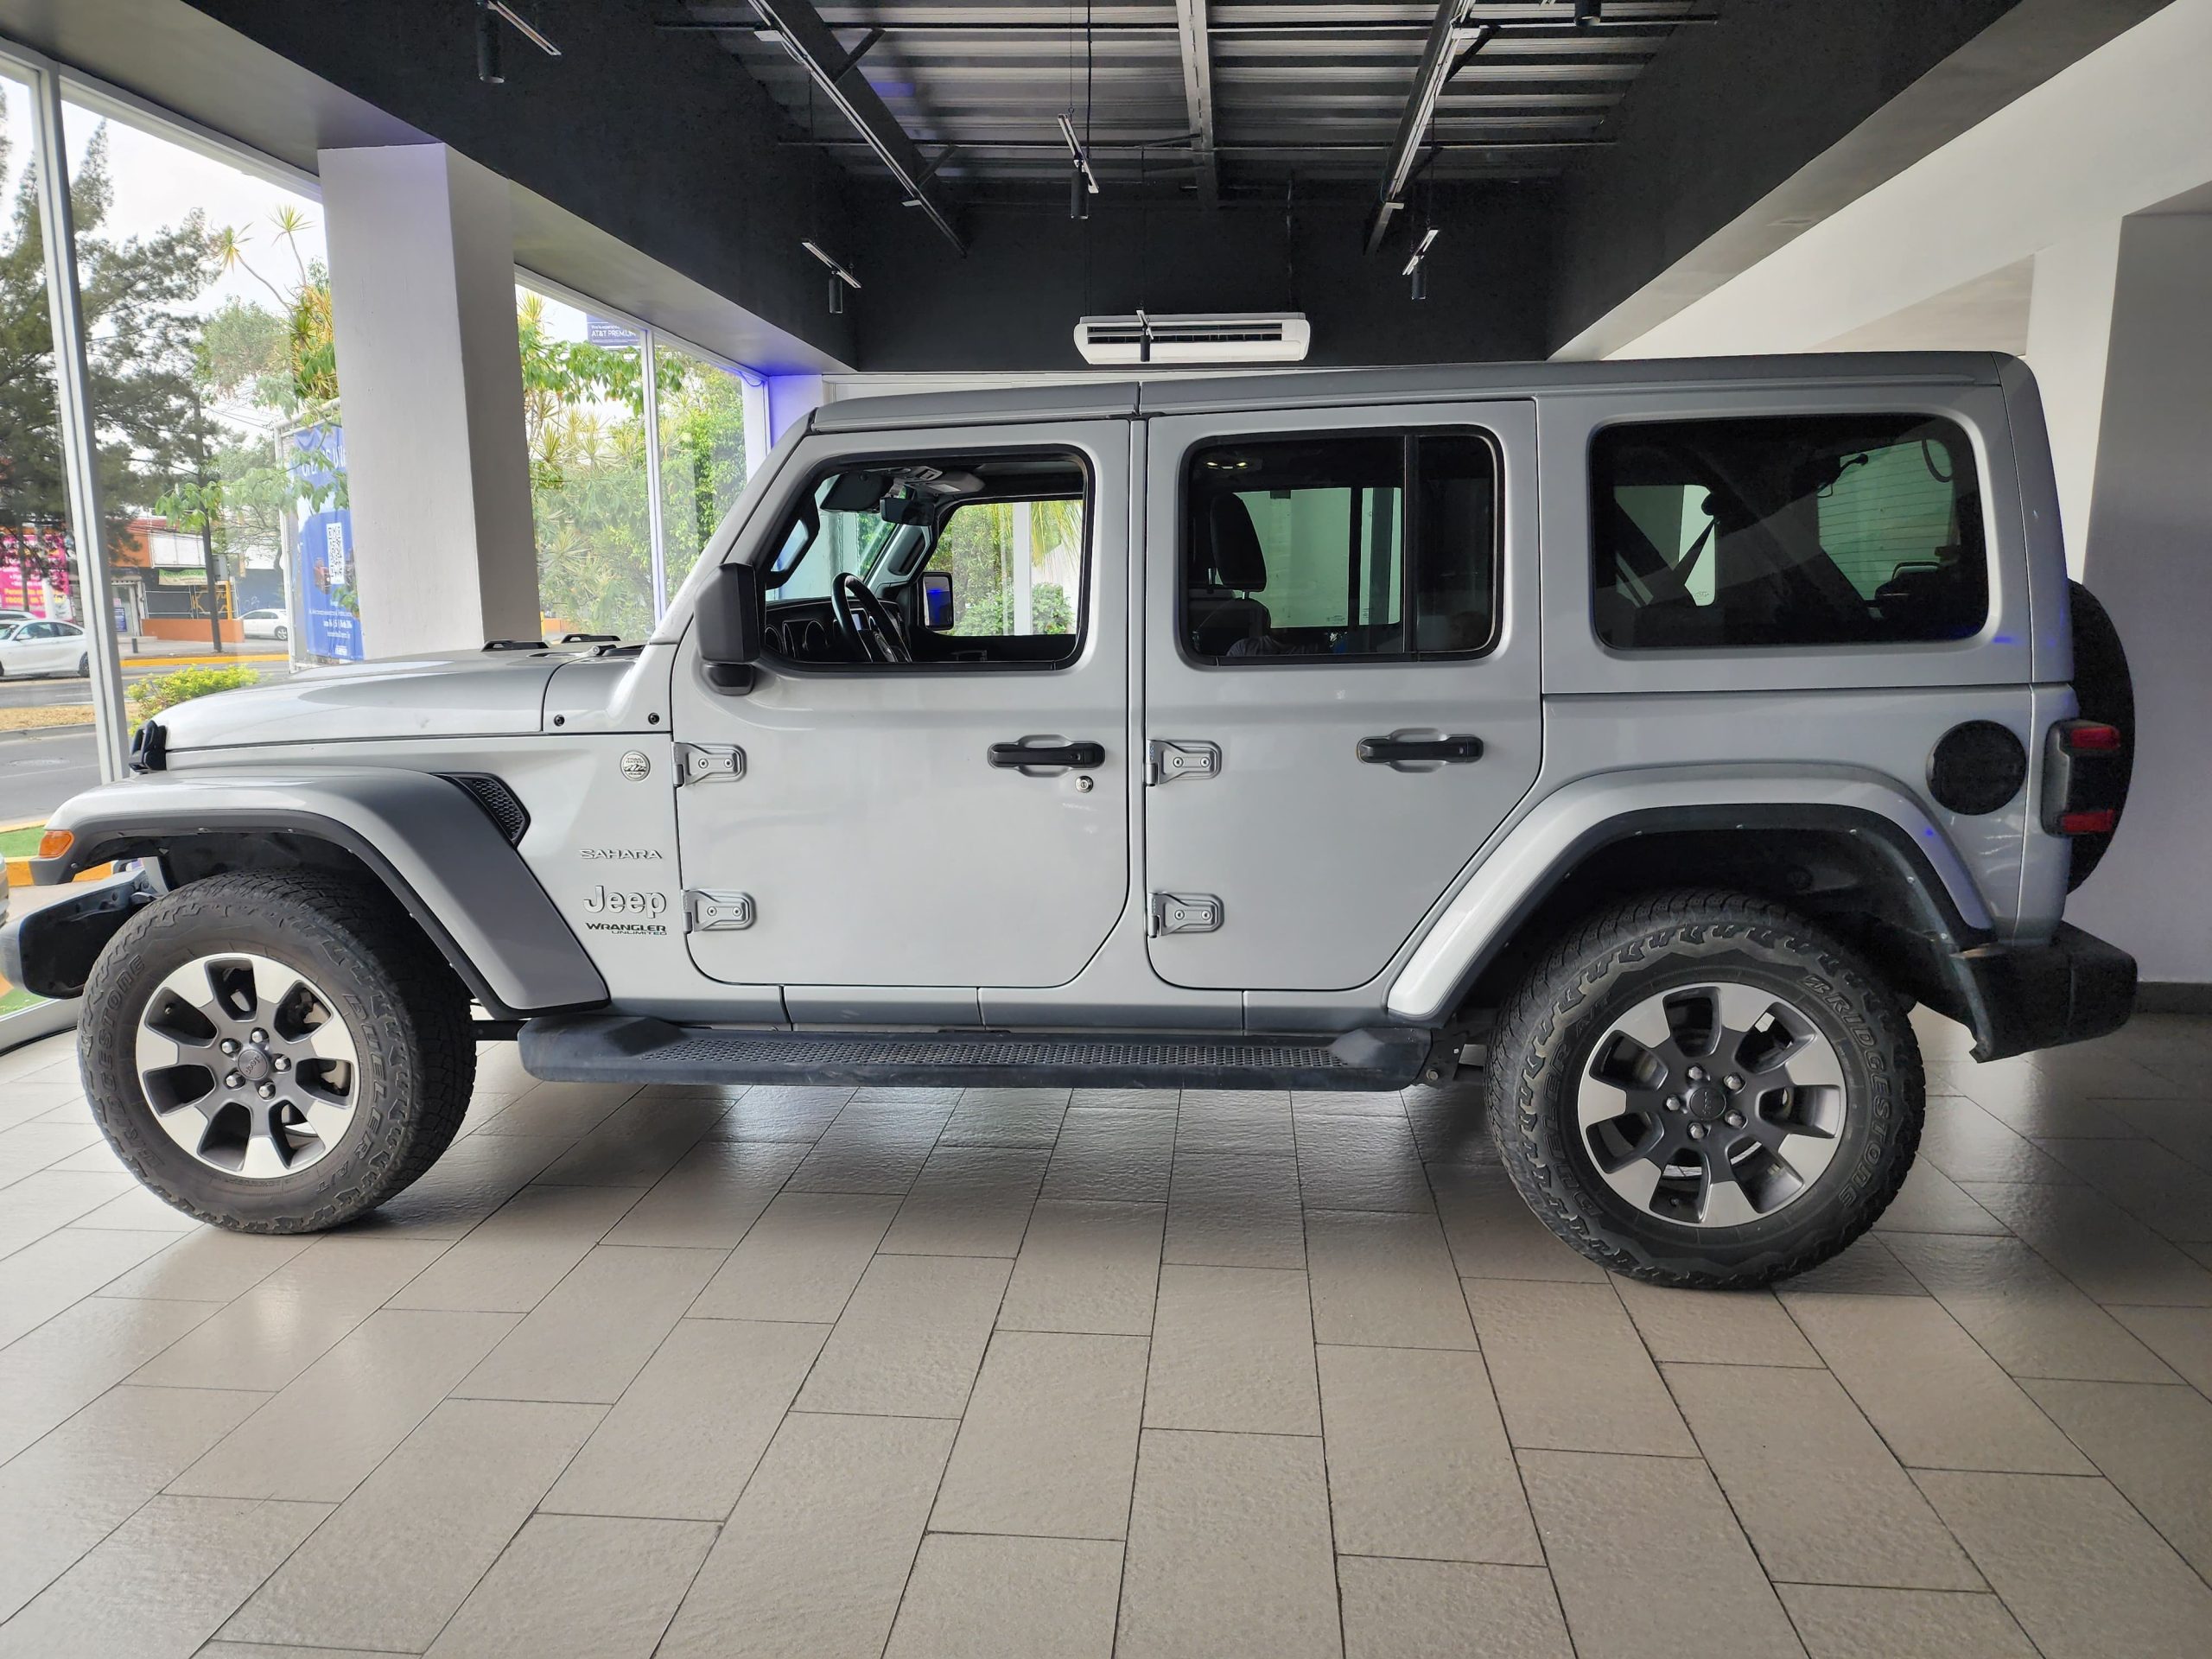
1074, 311, 1312, 367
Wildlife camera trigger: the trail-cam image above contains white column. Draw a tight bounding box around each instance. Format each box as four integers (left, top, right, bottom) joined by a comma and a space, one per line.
2024, 221, 2123, 570
2065, 209, 2212, 987
1011, 503, 1033, 634
320, 144, 539, 655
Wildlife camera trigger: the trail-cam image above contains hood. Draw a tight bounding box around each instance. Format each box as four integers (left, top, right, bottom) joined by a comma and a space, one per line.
154, 651, 566, 751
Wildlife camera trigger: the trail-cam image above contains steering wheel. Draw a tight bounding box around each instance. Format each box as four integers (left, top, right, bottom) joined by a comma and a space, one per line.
831, 572, 912, 664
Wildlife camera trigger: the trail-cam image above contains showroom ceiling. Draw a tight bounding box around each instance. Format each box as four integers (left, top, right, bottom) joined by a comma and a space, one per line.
665, 0, 1712, 208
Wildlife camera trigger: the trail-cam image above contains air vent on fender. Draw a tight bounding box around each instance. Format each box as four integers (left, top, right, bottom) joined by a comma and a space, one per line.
442, 773, 531, 845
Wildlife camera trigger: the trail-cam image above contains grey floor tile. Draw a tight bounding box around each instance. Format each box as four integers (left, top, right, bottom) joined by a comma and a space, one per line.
1070, 1086, 1179, 1112
1916, 1469, 2212, 1659
1958, 1181, 2212, 1306
1294, 1113, 1433, 1212
1318, 1344, 1541, 1565
542, 1316, 825, 1520
1429, 1161, 1608, 1283
0, 1383, 263, 1623
601, 1137, 810, 1248
884, 1533, 1122, 1659
363, 1130, 572, 1239
785, 1114, 945, 1194
1951, 1062, 2145, 1140
880, 1145, 1048, 1257
0, 1495, 329, 1659
126, 1236, 449, 1392
656, 1411, 955, 1659
1294, 1089, 1410, 1118
469, 1078, 637, 1139
1118, 1427, 1340, 1659
937, 1085, 1070, 1147
1874, 1159, 2011, 1236
532, 1096, 728, 1187
1145, 1262, 1319, 1434
1522, 1448, 1804, 1659
848, 1086, 963, 1106
0, 1169, 133, 1259
690, 1190, 899, 1321
1041, 1108, 1177, 1202
454, 1243, 726, 1403
1667, 1363, 1980, 1589
388, 1183, 644, 1313
1783, 1231, 1928, 1295
997, 1198, 1164, 1335
795, 1252, 1010, 1418
1164, 1150, 1305, 1268
1402, 1084, 1491, 1166
1175, 1090, 1296, 1156
424, 1513, 717, 1658
0, 1296, 217, 1464
1920, 1097, 2081, 1185
2033, 1136, 2212, 1243
1781, 1293, 2090, 1473
1614, 1278, 1822, 1366
197, 1645, 397, 1658
1464, 1280, 1694, 1455
2105, 1096, 2212, 1172
93, 1227, 317, 1304
2107, 1304, 2212, 1392
0, 1226, 179, 1346
219, 1396, 603, 1653
1338, 1559, 1572, 1659
65, 1180, 199, 1234
1882, 1231, 2179, 1381
1305, 1208, 1477, 1350
0, 1118, 105, 1186
1777, 1586, 2037, 1659
705, 1083, 850, 1141
2020, 1377, 2212, 1577
931, 1330, 1148, 1540
170, 1307, 518, 1502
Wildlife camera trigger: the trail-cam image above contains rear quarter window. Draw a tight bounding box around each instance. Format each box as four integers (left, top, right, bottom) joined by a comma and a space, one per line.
1592, 414, 1988, 651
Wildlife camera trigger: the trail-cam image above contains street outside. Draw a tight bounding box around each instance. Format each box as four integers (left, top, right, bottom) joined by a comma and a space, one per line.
0, 652, 289, 823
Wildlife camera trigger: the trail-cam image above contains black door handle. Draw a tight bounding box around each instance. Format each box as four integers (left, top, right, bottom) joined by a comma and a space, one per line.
1357, 734, 1484, 765
989, 741, 1106, 769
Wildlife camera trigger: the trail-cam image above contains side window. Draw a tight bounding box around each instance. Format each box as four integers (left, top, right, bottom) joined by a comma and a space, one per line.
1592, 415, 1988, 650
1182, 430, 1498, 663
759, 448, 1089, 668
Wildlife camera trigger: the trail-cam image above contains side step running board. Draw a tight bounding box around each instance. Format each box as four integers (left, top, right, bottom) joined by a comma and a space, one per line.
518, 1014, 1435, 1092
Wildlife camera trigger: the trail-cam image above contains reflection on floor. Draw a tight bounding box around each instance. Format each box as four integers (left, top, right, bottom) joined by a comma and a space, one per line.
1, 1008, 2210, 1656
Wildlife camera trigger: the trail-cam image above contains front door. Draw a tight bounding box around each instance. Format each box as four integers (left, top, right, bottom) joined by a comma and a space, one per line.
670, 419, 1132, 1003
1142, 400, 1542, 992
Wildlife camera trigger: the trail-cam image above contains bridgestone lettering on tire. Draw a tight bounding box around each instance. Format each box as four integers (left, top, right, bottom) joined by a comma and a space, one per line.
1485, 889, 1923, 1288
79, 871, 475, 1233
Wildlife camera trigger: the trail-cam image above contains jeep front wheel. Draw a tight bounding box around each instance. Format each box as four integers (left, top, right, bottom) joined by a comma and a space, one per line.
1487, 890, 1923, 1287
79, 871, 475, 1232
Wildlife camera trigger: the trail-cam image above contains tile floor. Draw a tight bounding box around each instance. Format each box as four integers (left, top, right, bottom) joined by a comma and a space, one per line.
1, 1008, 2209, 1657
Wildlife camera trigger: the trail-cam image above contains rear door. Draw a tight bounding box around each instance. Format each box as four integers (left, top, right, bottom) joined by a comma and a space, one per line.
1141, 400, 1541, 992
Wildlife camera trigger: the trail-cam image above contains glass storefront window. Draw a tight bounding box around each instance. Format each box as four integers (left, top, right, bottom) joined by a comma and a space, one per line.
653, 336, 748, 597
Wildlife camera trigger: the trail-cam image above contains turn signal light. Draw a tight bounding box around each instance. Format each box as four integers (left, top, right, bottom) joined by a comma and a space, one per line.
36, 829, 73, 861
2058, 722, 2123, 754
2057, 809, 2118, 836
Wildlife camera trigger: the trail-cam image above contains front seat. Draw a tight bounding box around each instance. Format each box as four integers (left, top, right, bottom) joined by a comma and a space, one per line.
1186, 493, 1273, 657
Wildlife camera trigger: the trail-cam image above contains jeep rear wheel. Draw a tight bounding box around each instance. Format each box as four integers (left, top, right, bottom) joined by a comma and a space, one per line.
79, 871, 475, 1232
1487, 890, 1923, 1287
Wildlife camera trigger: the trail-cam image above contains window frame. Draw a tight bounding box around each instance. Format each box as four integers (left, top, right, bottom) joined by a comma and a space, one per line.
1585, 410, 1995, 656
747, 442, 1096, 677
1175, 424, 1505, 670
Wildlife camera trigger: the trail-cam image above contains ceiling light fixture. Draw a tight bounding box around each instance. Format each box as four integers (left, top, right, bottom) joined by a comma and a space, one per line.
803, 238, 862, 314
475, 1, 562, 83
1058, 114, 1100, 219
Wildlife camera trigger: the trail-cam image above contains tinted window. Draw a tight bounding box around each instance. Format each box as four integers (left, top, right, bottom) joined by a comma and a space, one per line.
1592, 415, 1987, 651
1183, 431, 1497, 663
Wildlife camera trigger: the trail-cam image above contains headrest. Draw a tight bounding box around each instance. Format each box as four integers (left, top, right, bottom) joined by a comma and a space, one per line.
1206, 493, 1267, 591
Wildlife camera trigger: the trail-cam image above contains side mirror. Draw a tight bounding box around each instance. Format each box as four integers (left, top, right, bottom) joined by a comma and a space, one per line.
696, 562, 763, 692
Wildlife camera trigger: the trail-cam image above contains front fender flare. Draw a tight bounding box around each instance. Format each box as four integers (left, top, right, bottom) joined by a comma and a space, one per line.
1386, 765, 1993, 1027
36, 769, 608, 1017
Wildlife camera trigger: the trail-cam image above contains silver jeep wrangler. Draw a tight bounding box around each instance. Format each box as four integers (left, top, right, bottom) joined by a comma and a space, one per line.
2, 353, 2137, 1287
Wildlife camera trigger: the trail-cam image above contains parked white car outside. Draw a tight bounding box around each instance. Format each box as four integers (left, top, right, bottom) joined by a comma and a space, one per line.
0, 619, 88, 677
238, 608, 290, 641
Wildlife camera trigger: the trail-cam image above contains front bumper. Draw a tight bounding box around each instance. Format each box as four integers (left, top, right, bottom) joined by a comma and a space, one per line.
1953, 923, 2136, 1062
0, 868, 155, 1001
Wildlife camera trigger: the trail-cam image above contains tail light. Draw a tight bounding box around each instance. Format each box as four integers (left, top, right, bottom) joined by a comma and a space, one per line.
2042, 720, 2127, 837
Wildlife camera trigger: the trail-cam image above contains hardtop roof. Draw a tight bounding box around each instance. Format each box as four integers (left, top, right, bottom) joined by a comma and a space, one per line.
807, 352, 2012, 435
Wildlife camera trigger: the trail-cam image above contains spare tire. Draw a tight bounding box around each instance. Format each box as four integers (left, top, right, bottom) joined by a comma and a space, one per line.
2066, 580, 2133, 889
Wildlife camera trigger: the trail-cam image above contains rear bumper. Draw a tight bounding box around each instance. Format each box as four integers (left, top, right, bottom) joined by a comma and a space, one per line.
1954, 923, 2136, 1062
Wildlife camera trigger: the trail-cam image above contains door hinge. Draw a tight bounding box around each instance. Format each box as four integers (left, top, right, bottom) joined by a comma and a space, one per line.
1146, 739, 1220, 785
684, 889, 756, 931
676, 743, 745, 785
1149, 893, 1224, 936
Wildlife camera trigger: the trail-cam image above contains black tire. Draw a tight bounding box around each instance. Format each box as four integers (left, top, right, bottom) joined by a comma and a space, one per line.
1487, 889, 1923, 1288
77, 653, 90, 677
274, 625, 289, 641
79, 871, 476, 1232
